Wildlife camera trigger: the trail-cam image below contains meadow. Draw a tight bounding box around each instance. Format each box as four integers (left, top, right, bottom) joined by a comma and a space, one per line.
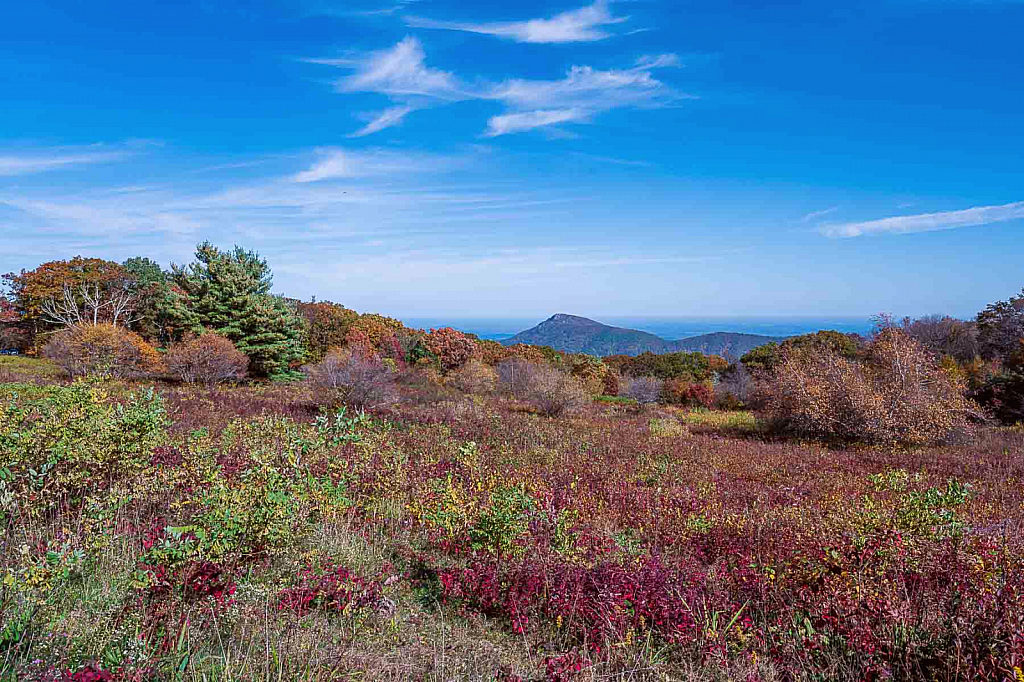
2, 355, 1022, 682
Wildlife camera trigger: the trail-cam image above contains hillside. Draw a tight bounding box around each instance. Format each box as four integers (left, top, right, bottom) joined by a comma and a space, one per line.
501, 314, 784, 357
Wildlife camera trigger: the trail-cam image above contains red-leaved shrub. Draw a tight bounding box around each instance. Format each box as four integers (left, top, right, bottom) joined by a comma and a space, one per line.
165, 333, 248, 385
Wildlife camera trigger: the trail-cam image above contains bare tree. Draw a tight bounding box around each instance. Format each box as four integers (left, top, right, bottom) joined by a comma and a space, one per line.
623, 376, 664, 408
40, 282, 141, 329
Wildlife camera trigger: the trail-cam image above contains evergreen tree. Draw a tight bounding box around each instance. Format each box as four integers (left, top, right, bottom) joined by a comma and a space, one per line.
122, 256, 173, 342
169, 242, 305, 377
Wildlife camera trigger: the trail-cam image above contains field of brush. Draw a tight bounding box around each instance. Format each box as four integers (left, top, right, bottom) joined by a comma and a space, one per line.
1, 355, 1023, 682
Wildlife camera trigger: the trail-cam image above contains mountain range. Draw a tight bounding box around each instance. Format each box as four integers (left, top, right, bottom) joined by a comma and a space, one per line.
500, 314, 785, 358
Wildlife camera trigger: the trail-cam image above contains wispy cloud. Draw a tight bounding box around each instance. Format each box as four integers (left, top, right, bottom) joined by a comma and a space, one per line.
307, 39, 684, 137
802, 206, 839, 222
291, 147, 460, 182
485, 109, 590, 136
822, 200, 1024, 237
568, 152, 652, 167
484, 56, 684, 135
335, 37, 465, 100
405, 1, 628, 44
0, 147, 130, 176
349, 105, 415, 137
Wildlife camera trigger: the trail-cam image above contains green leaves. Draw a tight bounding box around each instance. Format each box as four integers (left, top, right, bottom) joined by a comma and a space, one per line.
168, 243, 306, 376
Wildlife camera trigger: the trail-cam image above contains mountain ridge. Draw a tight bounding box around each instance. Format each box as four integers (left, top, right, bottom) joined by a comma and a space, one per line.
500, 313, 785, 358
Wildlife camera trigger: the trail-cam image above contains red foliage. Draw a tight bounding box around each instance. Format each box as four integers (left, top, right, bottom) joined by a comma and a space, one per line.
165, 333, 248, 385
63, 665, 114, 682
277, 564, 383, 616
663, 378, 715, 408
423, 327, 476, 372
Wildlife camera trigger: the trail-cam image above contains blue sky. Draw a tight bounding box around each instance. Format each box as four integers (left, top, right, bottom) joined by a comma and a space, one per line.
2, 0, 1022, 319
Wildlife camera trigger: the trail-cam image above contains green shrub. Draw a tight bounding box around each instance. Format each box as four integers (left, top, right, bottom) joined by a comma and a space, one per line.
0, 382, 167, 500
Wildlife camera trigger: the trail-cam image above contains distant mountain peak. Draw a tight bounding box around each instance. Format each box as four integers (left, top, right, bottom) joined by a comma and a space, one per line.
502, 314, 785, 357
546, 313, 592, 323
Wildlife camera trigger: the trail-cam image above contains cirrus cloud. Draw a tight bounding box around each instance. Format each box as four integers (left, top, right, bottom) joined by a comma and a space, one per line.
822, 200, 1024, 237
306, 38, 684, 137
404, 1, 628, 44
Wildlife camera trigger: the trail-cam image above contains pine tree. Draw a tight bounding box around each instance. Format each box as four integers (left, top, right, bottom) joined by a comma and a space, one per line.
169, 242, 306, 377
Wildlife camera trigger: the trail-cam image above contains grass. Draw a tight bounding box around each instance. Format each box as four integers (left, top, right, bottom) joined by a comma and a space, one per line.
674, 407, 758, 435
1, 359, 1022, 681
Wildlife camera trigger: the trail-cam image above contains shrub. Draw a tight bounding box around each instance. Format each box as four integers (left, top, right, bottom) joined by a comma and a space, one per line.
496, 360, 588, 416
741, 331, 860, 372
528, 371, 589, 417
0, 382, 167, 496
297, 300, 358, 363
567, 354, 609, 396
423, 327, 476, 371
166, 333, 248, 385
622, 376, 663, 407
715, 362, 754, 408
973, 337, 1024, 424
601, 368, 621, 397
473, 338, 511, 365
618, 351, 711, 382
496, 358, 540, 400
447, 358, 498, 395
976, 288, 1024, 359
43, 323, 162, 379
306, 349, 398, 408
662, 378, 715, 408
758, 328, 977, 445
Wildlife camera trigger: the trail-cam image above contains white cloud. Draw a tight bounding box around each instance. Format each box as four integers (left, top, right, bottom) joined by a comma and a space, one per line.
349, 105, 415, 137
291, 147, 458, 182
337, 37, 464, 100
483, 57, 682, 135
405, 0, 627, 43
307, 36, 683, 137
0, 148, 129, 176
485, 109, 589, 136
823, 200, 1024, 237
802, 206, 839, 222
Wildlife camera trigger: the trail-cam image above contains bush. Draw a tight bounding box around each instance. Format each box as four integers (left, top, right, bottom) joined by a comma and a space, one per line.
715, 362, 754, 409
447, 359, 498, 395
306, 349, 398, 408
528, 371, 589, 417
496, 359, 588, 416
166, 333, 248, 385
0, 382, 167, 497
973, 337, 1024, 424
622, 376, 663, 407
496, 358, 540, 400
758, 328, 977, 445
423, 327, 476, 371
662, 378, 715, 408
43, 323, 162, 379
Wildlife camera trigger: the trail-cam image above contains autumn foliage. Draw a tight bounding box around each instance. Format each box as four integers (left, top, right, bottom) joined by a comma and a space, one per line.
758, 327, 977, 445
165, 333, 248, 385
297, 301, 358, 363
43, 323, 163, 379
422, 327, 475, 371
